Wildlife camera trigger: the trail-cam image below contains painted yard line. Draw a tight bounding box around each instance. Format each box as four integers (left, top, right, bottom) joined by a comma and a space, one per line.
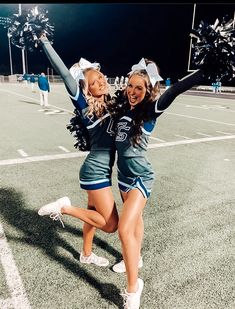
185, 104, 209, 109
0, 135, 235, 166
0, 88, 73, 114
17, 149, 28, 157
165, 112, 235, 126
216, 131, 232, 135
196, 132, 212, 137
149, 136, 166, 142
58, 146, 70, 153
148, 134, 235, 149
174, 134, 191, 139
0, 152, 89, 166
0, 223, 31, 309
0, 88, 39, 102
184, 104, 235, 112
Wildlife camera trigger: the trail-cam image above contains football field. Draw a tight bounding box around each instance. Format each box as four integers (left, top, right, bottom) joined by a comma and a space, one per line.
0, 82, 234, 309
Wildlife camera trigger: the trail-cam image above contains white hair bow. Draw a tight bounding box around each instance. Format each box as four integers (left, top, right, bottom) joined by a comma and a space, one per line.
130, 58, 163, 87
69, 57, 100, 82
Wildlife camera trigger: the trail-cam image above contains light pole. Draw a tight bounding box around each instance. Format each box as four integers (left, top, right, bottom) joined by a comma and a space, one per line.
187, 3, 196, 72
0, 16, 13, 75
7, 33, 13, 75
18, 4, 26, 75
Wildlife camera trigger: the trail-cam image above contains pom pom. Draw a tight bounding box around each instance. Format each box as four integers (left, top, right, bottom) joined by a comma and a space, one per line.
106, 90, 129, 120
190, 15, 235, 82
66, 109, 90, 152
7, 6, 54, 52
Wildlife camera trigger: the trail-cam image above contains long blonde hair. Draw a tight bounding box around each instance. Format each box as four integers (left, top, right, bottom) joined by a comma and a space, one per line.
80, 68, 109, 118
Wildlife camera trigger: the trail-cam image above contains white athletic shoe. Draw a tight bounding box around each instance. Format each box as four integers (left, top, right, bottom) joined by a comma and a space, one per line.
121, 278, 144, 309
38, 196, 71, 228
80, 252, 109, 267
113, 256, 143, 273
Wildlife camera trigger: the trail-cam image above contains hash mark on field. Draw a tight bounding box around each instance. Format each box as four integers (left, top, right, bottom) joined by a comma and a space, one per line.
17, 149, 28, 157
58, 146, 70, 153
0, 223, 31, 309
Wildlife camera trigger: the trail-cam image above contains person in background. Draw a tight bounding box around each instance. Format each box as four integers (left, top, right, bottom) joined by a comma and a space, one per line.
38, 72, 50, 108
30, 73, 36, 92
165, 77, 171, 89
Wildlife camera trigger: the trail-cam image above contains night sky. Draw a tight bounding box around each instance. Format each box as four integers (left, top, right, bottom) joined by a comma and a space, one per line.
0, 3, 235, 84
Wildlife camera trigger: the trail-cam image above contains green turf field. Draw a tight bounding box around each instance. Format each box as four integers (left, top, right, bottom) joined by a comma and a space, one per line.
0, 82, 234, 309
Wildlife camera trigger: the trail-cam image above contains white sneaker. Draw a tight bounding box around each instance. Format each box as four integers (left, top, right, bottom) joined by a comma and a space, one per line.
38, 196, 71, 228
80, 252, 109, 267
121, 278, 144, 309
113, 256, 143, 273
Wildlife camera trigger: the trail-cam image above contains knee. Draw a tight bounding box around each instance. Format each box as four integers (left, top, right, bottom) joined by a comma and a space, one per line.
118, 221, 131, 241
103, 218, 119, 233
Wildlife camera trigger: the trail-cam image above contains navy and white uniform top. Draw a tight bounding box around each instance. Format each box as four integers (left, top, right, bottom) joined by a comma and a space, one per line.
41, 38, 116, 190
116, 69, 205, 198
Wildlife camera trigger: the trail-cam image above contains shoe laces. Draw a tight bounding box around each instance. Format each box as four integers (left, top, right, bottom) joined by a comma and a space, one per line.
50, 213, 65, 228
89, 253, 99, 263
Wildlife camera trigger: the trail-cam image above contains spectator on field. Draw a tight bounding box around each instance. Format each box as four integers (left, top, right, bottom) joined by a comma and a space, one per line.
38, 72, 50, 108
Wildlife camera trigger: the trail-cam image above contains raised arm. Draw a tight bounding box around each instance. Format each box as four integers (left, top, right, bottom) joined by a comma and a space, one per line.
155, 69, 205, 114
39, 34, 77, 97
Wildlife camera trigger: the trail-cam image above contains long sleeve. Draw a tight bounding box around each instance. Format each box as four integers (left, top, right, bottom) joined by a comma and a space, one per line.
40, 39, 77, 97
155, 69, 205, 113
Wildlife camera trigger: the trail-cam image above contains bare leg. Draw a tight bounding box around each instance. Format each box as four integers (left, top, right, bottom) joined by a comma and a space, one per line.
118, 189, 147, 293
62, 187, 118, 233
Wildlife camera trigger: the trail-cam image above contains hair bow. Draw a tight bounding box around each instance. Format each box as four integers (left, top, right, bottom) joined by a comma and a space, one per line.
130, 58, 163, 87
69, 57, 100, 82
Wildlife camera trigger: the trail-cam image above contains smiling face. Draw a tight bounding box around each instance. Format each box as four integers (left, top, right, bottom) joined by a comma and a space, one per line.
84, 69, 109, 98
126, 74, 148, 109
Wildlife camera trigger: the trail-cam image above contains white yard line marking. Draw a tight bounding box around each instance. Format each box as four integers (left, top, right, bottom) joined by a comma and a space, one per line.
0, 135, 235, 166
0, 223, 31, 309
0, 88, 73, 114
150, 136, 166, 142
148, 135, 235, 149
216, 131, 232, 135
0, 152, 89, 166
196, 132, 212, 137
185, 104, 209, 109
174, 134, 191, 139
17, 149, 28, 157
58, 146, 70, 153
165, 112, 235, 126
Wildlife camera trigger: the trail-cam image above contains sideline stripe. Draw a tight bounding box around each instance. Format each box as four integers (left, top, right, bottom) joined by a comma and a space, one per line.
0, 223, 31, 309
0, 135, 234, 166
